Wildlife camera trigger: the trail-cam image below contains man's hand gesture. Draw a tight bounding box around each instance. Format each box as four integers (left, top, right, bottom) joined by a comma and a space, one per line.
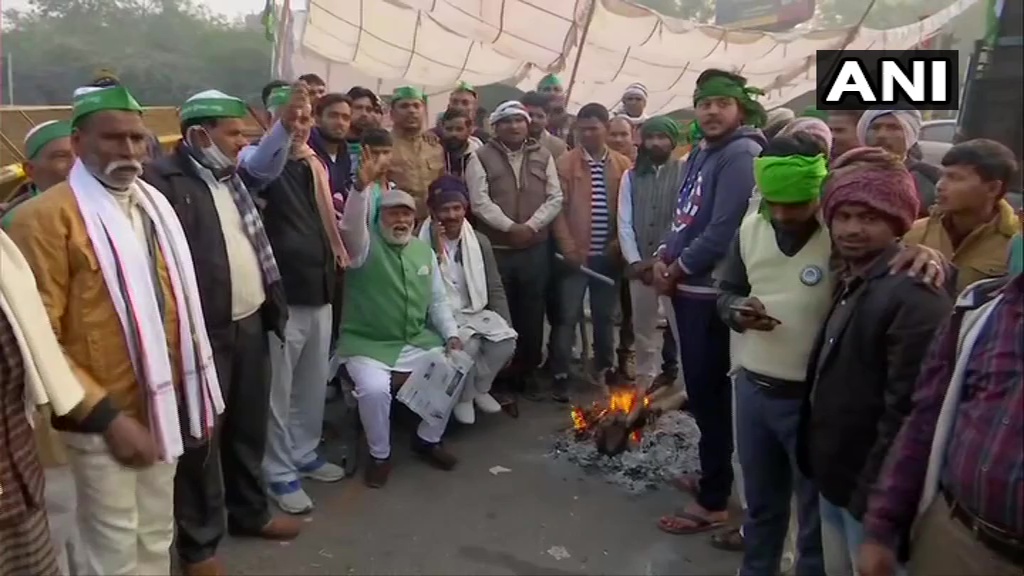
281, 81, 312, 134
356, 147, 388, 190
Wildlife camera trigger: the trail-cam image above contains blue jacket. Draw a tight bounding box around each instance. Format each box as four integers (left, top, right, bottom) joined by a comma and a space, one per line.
662, 126, 766, 296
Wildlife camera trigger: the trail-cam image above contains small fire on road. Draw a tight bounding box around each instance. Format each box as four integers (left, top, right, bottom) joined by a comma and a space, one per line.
570, 388, 651, 456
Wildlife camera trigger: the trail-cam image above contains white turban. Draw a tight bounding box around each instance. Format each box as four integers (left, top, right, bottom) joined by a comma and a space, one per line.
622, 82, 648, 100
857, 108, 923, 148
490, 100, 531, 125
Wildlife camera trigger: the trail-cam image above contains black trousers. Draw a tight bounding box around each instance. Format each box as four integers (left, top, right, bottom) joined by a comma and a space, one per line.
495, 242, 550, 375
174, 312, 272, 564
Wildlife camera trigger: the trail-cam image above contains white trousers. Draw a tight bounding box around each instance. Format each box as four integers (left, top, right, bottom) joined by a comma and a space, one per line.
264, 304, 332, 483
629, 280, 679, 387
44, 466, 84, 576
459, 336, 516, 402
346, 347, 451, 460
62, 432, 175, 576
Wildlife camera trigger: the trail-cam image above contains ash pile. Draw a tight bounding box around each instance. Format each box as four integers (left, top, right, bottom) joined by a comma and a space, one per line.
550, 387, 702, 494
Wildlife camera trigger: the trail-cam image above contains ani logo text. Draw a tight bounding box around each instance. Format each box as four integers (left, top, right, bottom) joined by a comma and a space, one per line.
814, 50, 959, 111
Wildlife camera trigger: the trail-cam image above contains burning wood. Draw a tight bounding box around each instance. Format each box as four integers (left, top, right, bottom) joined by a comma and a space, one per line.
568, 385, 689, 457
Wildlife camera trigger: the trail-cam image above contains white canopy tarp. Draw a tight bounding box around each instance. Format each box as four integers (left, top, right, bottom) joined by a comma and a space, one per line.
282, 0, 978, 115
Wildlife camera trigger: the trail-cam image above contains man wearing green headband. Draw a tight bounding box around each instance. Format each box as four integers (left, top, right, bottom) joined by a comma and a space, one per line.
387, 85, 444, 219
6, 82, 227, 576
1, 120, 74, 227
709, 133, 829, 573
618, 116, 684, 394
141, 87, 302, 573
654, 69, 768, 537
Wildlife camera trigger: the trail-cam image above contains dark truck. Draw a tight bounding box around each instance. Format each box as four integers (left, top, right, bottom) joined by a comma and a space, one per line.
957, 0, 1022, 210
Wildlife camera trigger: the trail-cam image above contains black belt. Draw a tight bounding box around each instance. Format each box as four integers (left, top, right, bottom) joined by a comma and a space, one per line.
942, 488, 1024, 567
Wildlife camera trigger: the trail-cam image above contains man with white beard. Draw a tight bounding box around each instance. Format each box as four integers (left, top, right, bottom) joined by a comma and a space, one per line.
337, 155, 462, 489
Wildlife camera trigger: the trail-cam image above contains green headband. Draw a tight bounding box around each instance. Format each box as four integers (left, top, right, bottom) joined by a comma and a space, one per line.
454, 81, 476, 96
24, 121, 71, 159
266, 86, 292, 110
392, 85, 425, 103
686, 120, 703, 144
693, 76, 767, 128
801, 106, 828, 121
180, 90, 248, 122
72, 85, 143, 126
538, 74, 562, 89
754, 154, 828, 212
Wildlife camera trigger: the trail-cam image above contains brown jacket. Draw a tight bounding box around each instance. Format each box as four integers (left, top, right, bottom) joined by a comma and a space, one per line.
903, 199, 1020, 294
6, 183, 183, 432
553, 146, 632, 263
388, 132, 445, 219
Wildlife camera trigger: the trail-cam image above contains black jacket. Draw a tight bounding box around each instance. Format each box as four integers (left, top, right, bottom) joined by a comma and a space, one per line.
797, 246, 952, 519
259, 158, 336, 307
142, 144, 288, 348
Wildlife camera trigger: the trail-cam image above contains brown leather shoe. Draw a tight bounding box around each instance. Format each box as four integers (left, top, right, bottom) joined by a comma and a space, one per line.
256, 515, 303, 540
183, 557, 224, 576
412, 439, 458, 471
364, 458, 392, 488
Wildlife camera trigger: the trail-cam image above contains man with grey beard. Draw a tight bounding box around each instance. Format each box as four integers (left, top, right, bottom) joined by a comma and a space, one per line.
337, 159, 462, 489
7, 83, 221, 576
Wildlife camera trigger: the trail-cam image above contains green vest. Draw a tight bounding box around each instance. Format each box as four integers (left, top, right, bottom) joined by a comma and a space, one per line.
338, 234, 443, 365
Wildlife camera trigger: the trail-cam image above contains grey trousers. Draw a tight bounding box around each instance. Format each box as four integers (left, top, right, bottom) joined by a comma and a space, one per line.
264, 304, 332, 484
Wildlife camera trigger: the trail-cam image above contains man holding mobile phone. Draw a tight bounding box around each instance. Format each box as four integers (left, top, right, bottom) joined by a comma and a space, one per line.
714, 133, 831, 576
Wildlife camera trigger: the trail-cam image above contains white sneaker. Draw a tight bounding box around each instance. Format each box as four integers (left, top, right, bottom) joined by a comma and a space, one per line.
299, 460, 345, 483
453, 401, 476, 424
268, 481, 314, 515
473, 393, 502, 414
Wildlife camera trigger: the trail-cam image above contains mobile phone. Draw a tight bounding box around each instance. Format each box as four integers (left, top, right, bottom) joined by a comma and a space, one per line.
729, 304, 781, 324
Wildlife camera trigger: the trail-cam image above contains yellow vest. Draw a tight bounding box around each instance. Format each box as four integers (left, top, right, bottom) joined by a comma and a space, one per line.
737, 214, 834, 381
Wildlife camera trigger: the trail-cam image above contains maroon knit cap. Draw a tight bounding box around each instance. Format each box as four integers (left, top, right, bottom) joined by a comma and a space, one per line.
823, 147, 920, 236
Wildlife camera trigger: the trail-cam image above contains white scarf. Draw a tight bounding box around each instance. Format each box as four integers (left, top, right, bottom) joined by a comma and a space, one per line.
69, 160, 222, 462
916, 289, 1003, 519
419, 218, 488, 314
0, 230, 85, 418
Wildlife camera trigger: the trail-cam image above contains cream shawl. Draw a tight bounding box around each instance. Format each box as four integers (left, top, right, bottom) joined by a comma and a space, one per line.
0, 229, 85, 417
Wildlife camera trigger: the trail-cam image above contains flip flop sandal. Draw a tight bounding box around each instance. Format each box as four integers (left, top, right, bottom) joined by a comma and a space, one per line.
710, 526, 745, 552
671, 474, 701, 495
657, 511, 726, 535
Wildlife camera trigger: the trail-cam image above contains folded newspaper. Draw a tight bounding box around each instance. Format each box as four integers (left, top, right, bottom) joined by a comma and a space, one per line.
396, 349, 474, 428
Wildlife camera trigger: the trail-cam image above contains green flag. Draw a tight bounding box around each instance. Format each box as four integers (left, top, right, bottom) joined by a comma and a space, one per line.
986, 0, 1004, 46
261, 0, 277, 42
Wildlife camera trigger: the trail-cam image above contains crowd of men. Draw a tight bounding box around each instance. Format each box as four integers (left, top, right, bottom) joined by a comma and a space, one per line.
0, 65, 1021, 576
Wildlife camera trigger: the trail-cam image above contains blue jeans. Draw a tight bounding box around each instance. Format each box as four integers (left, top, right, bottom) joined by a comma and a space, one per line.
819, 496, 906, 576
735, 371, 824, 576
551, 254, 619, 375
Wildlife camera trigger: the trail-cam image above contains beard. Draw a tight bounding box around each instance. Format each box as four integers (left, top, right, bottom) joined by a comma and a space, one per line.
442, 137, 466, 152
381, 224, 412, 245
644, 148, 671, 165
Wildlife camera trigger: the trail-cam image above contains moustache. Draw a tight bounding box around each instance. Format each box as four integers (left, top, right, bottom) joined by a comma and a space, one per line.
104, 159, 143, 176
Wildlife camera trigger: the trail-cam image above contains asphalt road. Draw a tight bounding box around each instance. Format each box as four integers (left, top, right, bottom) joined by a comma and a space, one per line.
217, 392, 742, 576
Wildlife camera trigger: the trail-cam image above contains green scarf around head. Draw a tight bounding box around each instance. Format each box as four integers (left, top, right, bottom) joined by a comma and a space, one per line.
635, 116, 681, 175
754, 154, 828, 217
538, 74, 562, 90
693, 76, 767, 128
685, 120, 703, 144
